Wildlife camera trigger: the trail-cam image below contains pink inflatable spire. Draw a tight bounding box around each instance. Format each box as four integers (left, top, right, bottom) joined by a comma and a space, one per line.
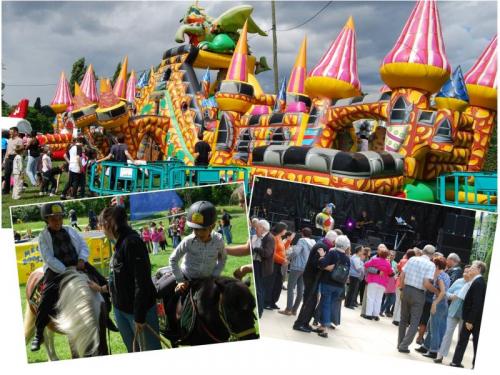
126, 70, 137, 103
113, 56, 129, 99
382, 0, 450, 70
50, 71, 72, 113
464, 35, 497, 89
306, 16, 361, 98
80, 64, 99, 103
380, 0, 451, 93
463, 35, 497, 109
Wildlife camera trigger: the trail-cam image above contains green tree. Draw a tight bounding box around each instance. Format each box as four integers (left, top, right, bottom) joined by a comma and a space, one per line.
34, 97, 42, 110
25, 107, 54, 133
483, 125, 497, 172
69, 57, 87, 96
111, 62, 122, 87
1, 81, 10, 116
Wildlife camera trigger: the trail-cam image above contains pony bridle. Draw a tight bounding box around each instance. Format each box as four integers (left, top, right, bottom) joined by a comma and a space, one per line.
217, 294, 257, 341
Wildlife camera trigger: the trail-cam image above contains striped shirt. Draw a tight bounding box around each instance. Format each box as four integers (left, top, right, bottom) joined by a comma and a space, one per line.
169, 231, 226, 283
402, 255, 436, 290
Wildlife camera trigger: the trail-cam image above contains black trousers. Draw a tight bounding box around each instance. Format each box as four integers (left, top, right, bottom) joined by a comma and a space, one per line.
41, 171, 57, 194
358, 279, 367, 303
294, 273, 320, 328
35, 264, 109, 337
452, 321, 481, 367
253, 261, 265, 318
345, 276, 361, 308
61, 171, 81, 198
265, 263, 282, 306
2, 155, 15, 194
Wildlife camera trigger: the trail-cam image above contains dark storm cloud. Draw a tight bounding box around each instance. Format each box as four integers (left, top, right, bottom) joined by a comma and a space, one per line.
1, 1, 497, 105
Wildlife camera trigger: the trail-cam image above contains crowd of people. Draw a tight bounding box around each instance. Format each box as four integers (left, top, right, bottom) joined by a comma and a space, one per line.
1, 127, 139, 201
251, 218, 487, 369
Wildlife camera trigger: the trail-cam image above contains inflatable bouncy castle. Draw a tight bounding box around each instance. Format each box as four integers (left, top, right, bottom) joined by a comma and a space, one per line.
43, 0, 497, 208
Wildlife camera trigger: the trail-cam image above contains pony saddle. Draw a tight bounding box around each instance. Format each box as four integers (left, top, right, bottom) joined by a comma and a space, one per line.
153, 266, 198, 340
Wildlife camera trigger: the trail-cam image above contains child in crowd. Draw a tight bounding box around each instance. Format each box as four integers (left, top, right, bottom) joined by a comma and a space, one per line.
12, 145, 25, 200
142, 225, 152, 253
151, 222, 161, 255
159, 222, 167, 250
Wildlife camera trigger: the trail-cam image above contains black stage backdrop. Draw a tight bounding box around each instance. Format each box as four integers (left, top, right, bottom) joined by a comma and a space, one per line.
250, 177, 475, 254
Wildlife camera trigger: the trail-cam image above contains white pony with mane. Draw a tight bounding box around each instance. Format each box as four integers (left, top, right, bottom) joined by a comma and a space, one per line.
24, 268, 107, 360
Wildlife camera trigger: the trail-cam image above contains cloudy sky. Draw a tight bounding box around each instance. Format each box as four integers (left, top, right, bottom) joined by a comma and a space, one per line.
1, 0, 497, 106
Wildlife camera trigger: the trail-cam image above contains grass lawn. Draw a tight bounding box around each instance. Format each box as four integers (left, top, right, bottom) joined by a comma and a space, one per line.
3, 161, 71, 227
19, 213, 254, 363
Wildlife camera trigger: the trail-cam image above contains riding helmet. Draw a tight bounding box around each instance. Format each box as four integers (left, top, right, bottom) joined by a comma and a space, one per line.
186, 201, 217, 229
40, 202, 65, 221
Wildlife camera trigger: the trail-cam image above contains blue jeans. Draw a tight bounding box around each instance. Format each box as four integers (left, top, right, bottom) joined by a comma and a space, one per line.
319, 283, 344, 326
26, 155, 39, 186
173, 236, 180, 249
423, 301, 448, 352
381, 293, 396, 314
222, 226, 232, 244
429, 301, 448, 352
114, 305, 162, 352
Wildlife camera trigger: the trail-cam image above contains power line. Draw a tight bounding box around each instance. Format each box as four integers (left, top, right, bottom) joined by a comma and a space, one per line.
6, 2, 334, 88
277, 1, 333, 32
249, 1, 333, 39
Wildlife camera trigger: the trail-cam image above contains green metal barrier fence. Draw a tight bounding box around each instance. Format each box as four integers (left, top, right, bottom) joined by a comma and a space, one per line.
437, 172, 497, 212
89, 160, 249, 196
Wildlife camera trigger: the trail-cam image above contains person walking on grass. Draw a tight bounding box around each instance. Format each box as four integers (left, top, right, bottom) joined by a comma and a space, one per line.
151, 223, 161, 255
11, 144, 25, 200
25, 130, 41, 187
3, 126, 23, 195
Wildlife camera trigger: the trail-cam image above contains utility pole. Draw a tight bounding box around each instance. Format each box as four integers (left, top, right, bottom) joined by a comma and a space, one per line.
271, 0, 279, 94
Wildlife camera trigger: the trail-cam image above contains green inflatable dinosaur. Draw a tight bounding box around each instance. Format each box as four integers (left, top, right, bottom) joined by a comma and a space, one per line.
175, 3, 268, 54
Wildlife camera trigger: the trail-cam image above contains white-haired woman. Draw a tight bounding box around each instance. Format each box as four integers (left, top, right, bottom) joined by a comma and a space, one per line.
316, 235, 351, 338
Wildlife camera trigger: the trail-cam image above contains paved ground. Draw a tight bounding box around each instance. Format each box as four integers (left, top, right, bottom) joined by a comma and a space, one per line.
260, 287, 474, 369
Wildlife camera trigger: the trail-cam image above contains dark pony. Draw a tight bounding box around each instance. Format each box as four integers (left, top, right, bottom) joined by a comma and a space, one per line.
159, 276, 259, 346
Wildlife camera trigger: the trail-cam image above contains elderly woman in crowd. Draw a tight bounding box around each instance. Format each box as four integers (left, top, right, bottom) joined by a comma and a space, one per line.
363, 248, 393, 320
416, 256, 451, 359
316, 235, 351, 338
280, 227, 316, 316
264, 222, 292, 310
434, 265, 471, 364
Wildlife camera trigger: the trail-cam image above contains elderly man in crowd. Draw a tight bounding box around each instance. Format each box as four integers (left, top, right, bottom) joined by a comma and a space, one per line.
397, 244, 437, 353
251, 219, 275, 318
293, 230, 338, 333
450, 260, 487, 369
446, 253, 463, 285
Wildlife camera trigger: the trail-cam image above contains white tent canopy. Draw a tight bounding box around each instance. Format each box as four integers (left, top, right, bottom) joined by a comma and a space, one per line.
0, 117, 33, 135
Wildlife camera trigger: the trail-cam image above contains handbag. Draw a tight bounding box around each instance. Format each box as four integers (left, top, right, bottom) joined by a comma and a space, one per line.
329, 254, 350, 284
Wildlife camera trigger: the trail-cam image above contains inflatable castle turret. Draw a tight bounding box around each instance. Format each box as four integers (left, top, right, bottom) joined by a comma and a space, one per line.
96, 56, 130, 130
285, 37, 309, 113
215, 21, 255, 113
305, 16, 361, 100
380, 0, 451, 100
50, 72, 72, 114
463, 35, 497, 172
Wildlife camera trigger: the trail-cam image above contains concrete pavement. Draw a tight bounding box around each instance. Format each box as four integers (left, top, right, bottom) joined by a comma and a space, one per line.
259, 288, 474, 369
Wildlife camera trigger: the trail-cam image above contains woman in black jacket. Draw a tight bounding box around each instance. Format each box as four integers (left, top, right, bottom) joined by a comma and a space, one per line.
90, 205, 161, 352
